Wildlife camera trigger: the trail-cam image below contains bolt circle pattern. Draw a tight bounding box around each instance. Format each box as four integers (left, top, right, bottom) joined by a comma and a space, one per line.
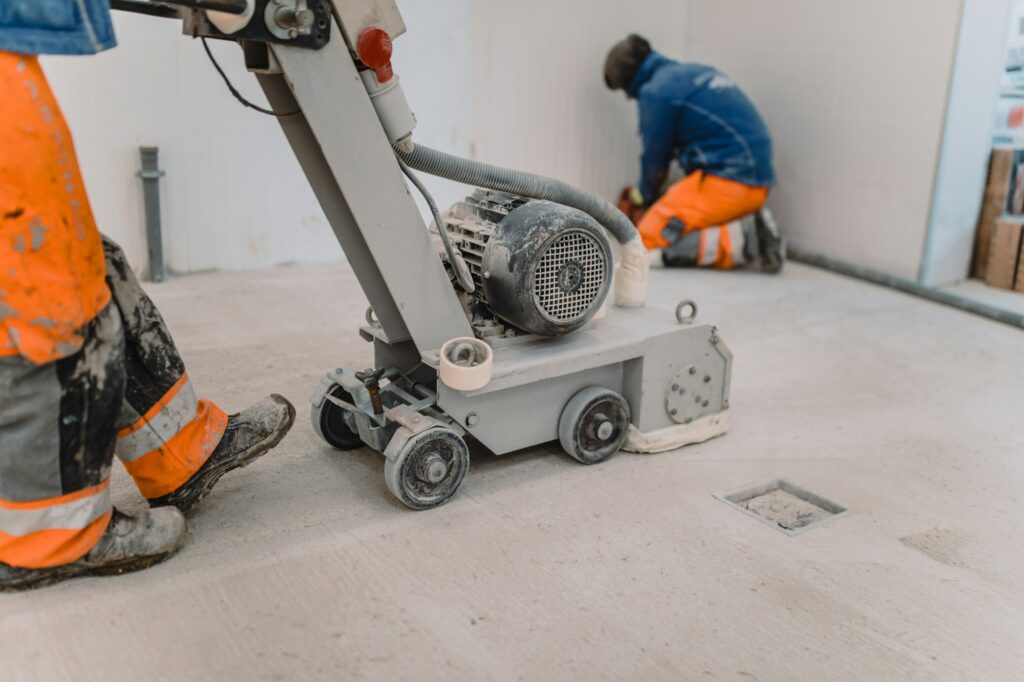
665, 365, 719, 424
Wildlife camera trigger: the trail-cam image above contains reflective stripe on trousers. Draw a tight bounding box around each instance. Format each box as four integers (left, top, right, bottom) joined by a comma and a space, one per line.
0, 483, 112, 569
697, 221, 746, 269
699, 229, 721, 266
117, 374, 199, 461
116, 373, 227, 499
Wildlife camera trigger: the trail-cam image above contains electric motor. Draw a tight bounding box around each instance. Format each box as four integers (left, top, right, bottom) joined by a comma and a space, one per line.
443, 190, 612, 337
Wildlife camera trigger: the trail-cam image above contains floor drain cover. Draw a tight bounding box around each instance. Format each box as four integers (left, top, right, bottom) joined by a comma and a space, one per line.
714, 478, 848, 535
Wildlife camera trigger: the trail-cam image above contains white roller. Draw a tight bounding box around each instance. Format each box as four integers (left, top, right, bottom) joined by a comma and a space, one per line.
439, 337, 493, 392
207, 0, 256, 35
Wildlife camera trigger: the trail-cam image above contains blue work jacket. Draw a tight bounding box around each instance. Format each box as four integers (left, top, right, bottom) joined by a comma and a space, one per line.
0, 0, 116, 55
629, 52, 775, 203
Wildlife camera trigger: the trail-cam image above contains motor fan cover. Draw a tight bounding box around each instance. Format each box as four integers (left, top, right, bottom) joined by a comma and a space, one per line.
480, 201, 612, 336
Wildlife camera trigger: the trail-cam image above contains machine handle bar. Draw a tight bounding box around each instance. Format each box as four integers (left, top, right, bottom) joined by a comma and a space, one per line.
109, 0, 248, 16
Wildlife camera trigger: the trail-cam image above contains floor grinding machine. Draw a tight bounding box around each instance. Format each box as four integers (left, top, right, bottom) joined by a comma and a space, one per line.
114, 0, 733, 509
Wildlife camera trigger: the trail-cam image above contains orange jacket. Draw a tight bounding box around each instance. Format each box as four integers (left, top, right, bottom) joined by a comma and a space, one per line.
0, 52, 110, 364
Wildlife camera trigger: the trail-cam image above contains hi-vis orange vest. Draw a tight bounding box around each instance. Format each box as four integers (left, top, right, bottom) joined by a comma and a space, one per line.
0, 52, 110, 365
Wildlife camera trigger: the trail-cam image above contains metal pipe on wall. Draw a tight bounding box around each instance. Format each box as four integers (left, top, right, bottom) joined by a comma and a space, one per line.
136, 147, 166, 283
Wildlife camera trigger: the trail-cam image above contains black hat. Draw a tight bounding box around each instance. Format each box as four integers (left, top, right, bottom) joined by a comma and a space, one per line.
604, 34, 652, 91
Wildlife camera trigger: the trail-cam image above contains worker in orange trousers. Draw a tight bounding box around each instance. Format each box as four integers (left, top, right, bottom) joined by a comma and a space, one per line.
606, 35, 784, 272
0, 4, 294, 591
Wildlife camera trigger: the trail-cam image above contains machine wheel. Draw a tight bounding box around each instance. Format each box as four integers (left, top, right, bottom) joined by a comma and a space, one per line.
312, 384, 363, 450
385, 428, 469, 510
558, 386, 631, 464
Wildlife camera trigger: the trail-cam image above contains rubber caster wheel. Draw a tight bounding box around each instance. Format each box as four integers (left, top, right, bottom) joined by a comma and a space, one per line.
558, 386, 630, 464
311, 384, 363, 450
385, 428, 469, 510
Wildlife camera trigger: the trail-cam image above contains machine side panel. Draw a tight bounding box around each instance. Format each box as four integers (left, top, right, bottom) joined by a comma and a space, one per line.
634, 327, 729, 432
271, 27, 473, 351
439, 364, 623, 455
257, 72, 409, 342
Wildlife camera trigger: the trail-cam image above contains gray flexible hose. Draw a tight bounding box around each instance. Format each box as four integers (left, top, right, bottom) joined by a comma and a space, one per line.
396, 144, 638, 246
395, 155, 476, 294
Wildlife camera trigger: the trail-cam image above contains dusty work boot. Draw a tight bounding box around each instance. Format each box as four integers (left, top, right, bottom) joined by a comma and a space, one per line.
0, 507, 187, 592
149, 395, 296, 514
743, 208, 786, 273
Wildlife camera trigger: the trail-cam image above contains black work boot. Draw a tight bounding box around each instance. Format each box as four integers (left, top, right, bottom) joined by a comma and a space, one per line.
0, 507, 187, 592
149, 394, 296, 514
745, 208, 786, 273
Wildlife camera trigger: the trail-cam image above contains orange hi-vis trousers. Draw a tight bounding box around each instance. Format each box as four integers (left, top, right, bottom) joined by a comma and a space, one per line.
637, 170, 768, 269
0, 54, 227, 569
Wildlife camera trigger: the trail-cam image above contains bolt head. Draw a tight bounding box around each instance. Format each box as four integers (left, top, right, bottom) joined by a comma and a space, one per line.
689, 367, 697, 375
419, 456, 448, 484
596, 420, 614, 440
671, 383, 679, 391
465, 412, 479, 427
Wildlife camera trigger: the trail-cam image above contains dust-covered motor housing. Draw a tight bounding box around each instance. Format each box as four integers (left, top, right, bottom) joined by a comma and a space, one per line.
440, 190, 613, 337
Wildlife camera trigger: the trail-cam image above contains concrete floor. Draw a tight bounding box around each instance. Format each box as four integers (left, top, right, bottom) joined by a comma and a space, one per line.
3, 261, 1024, 681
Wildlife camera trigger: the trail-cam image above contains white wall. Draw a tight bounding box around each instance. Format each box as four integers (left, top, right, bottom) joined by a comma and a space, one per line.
46, 1, 978, 283
43, 12, 335, 276
44, 4, 480, 277
685, 0, 964, 281
466, 1, 689, 203
41, 1, 682, 277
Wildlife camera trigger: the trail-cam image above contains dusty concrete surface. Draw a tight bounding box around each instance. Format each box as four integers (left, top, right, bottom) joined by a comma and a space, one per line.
3, 262, 1024, 681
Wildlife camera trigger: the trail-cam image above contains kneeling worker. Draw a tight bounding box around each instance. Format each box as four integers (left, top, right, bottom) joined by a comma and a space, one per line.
605, 35, 784, 271
0, 1, 295, 591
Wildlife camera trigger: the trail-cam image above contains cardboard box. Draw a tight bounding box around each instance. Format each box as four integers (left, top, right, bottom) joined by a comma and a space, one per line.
985, 217, 1024, 290
973, 149, 1017, 278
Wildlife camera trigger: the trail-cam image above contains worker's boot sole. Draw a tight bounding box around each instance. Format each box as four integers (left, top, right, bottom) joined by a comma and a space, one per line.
149, 395, 296, 514
0, 506, 188, 593
0, 547, 182, 593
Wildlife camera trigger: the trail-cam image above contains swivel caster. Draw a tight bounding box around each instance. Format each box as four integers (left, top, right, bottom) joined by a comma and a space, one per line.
558, 386, 630, 464
385, 428, 469, 510
311, 383, 363, 450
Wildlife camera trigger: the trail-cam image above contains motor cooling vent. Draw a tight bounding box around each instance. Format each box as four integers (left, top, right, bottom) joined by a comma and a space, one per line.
443, 191, 612, 336
533, 230, 608, 323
